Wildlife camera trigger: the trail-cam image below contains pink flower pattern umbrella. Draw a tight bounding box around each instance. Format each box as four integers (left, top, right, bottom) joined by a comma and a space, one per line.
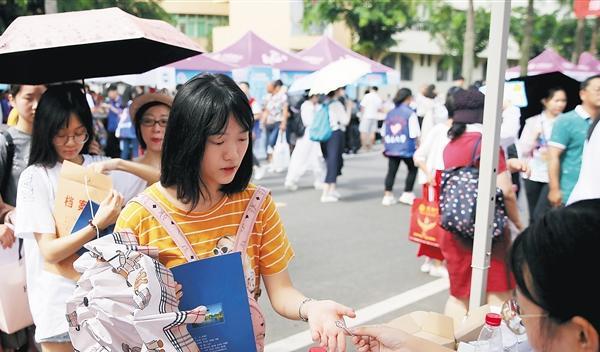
0, 7, 203, 84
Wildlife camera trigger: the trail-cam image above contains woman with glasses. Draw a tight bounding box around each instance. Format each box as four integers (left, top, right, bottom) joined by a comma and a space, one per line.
88, 93, 172, 191
348, 199, 600, 352
13, 84, 128, 352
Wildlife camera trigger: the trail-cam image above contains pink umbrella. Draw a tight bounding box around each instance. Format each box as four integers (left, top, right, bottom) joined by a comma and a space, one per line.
506, 48, 593, 81
167, 54, 237, 72
0, 7, 203, 84
207, 31, 318, 72
298, 36, 394, 73
578, 52, 600, 73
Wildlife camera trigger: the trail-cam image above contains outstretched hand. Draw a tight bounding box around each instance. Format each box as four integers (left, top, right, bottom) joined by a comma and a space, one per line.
88, 159, 121, 175
350, 325, 411, 352
305, 300, 356, 352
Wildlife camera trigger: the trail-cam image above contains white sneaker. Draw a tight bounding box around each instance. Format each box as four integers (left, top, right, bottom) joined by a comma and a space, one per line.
331, 190, 341, 199
313, 181, 325, 190
398, 192, 416, 205
253, 166, 265, 180
429, 265, 449, 278
381, 195, 397, 206
284, 182, 298, 191
420, 259, 432, 273
320, 194, 339, 203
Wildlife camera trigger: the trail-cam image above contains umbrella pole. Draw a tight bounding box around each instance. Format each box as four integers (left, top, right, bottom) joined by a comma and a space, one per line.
468, 0, 511, 310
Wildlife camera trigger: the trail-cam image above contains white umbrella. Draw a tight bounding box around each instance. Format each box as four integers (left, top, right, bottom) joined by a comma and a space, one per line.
289, 57, 371, 95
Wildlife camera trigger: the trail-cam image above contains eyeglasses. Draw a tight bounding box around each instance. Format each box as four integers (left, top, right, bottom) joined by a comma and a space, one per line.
213, 245, 231, 256
501, 298, 548, 335
141, 117, 168, 127
53, 133, 89, 145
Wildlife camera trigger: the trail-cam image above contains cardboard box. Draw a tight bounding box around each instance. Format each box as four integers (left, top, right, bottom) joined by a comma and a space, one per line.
387, 305, 491, 351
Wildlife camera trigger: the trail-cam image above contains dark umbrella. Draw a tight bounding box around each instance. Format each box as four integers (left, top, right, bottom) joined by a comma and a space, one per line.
0, 7, 204, 84
508, 72, 581, 127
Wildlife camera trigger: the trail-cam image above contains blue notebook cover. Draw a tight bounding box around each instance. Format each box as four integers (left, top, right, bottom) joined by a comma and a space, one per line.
71, 200, 114, 256
171, 252, 257, 352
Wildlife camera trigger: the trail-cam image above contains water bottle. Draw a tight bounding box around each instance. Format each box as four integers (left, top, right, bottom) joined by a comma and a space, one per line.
475, 313, 503, 352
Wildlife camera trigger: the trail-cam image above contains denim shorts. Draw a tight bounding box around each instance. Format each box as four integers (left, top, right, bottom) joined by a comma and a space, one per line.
38, 332, 70, 344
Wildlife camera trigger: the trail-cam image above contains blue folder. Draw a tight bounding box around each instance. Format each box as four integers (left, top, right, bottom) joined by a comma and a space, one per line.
171, 252, 256, 352
71, 200, 114, 255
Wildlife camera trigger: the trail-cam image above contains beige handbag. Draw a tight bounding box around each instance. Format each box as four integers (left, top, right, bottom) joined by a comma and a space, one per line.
0, 239, 33, 334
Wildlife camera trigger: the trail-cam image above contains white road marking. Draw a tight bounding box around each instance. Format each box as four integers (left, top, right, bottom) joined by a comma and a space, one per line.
265, 278, 450, 352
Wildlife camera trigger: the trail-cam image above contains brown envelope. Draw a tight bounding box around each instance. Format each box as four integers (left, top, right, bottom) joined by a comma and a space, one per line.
48, 160, 113, 280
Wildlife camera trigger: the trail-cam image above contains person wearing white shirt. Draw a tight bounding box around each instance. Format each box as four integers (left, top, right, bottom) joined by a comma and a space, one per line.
518, 88, 567, 223
359, 86, 382, 151
567, 118, 600, 205
284, 95, 325, 190
321, 88, 352, 202
14, 85, 127, 350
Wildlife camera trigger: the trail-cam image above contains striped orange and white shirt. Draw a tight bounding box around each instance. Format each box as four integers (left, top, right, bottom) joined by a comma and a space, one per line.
115, 183, 295, 288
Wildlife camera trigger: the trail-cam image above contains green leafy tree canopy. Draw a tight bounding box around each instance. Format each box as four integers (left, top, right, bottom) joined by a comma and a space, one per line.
424, 3, 490, 71
303, 0, 417, 60
1, 0, 170, 35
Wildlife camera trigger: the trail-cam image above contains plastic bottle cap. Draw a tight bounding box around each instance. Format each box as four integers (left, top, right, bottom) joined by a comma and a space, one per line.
485, 313, 502, 326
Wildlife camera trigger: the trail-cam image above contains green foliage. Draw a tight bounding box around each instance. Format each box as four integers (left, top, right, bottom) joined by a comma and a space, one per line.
0, 0, 171, 35
303, 0, 417, 59
511, 7, 598, 60
58, 0, 171, 22
424, 3, 490, 70
0, 0, 44, 33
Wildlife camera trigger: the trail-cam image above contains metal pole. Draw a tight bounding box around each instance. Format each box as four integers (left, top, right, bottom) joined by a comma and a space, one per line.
468, 0, 511, 310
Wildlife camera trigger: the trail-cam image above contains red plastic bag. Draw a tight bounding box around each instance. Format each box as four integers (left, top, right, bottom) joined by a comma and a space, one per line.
408, 184, 443, 248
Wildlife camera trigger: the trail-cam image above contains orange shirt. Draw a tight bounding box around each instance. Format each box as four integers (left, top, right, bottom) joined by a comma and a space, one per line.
115, 183, 294, 296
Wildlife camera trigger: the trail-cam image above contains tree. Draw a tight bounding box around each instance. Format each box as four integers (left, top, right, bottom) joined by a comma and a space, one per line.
518, 0, 535, 76
58, 0, 170, 21
510, 8, 558, 58
572, 17, 586, 62
303, 0, 417, 61
424, 3, 490, 82
0, 0, 170, 35
0, 0, 44, 34
462, 0, 475, 85
591, 17, 599, 55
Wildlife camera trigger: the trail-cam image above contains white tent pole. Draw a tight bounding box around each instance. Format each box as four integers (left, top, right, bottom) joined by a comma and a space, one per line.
468, 0, 511, 310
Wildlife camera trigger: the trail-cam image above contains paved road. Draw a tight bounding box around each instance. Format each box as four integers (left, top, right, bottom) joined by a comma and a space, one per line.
254, 147, 449, 351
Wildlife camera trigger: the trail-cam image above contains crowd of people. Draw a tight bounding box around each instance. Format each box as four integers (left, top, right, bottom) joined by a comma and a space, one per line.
0, 72, 599, 352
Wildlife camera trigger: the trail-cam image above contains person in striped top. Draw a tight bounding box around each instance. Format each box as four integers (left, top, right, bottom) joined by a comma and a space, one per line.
115, 74, 355, 352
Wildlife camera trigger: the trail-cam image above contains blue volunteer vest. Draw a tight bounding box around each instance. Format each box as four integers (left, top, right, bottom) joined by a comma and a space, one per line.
383, 104, 416, 158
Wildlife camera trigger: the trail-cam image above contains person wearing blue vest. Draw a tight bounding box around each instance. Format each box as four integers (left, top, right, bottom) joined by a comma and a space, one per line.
382, 88, 421, 206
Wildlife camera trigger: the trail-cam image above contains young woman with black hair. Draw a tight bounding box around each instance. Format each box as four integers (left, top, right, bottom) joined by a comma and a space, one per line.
508, 199, 599, 352
518, 87, 567, 223
440, 88, 524, 321
14, 84, 128, 352
320, 87, 351, 203
381, 88, 421, 206
350, 200, 600, 352
116, 74, 355, 352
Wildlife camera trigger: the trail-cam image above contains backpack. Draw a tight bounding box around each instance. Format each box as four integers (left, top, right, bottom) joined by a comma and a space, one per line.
133, 187, 269, 352
287, 95, 306, 138
1, 129, 15, 199
439, 138, 507, 242
309, 103, 332, 142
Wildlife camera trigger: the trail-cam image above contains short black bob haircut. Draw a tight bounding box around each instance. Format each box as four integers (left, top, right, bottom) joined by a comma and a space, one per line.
509, 199, 600, 334
29, 83, 94, 168
160, 73, 254, 210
